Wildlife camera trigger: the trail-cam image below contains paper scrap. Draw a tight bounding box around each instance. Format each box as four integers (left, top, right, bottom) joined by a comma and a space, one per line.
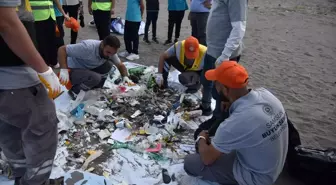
131, 110, 142, 118
111, 129, 132, 143
81, 150, 103, 170
98, 129, 111, 140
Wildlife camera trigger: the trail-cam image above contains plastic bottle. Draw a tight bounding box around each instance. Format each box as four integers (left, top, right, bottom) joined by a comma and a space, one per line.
128, 66, 147, 76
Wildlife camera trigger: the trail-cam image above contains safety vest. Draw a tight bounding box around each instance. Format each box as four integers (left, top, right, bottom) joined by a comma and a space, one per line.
0, 0, 37, 66
29, 0, 56, 21
92, 0, 112, 11
175, 41, 207, 71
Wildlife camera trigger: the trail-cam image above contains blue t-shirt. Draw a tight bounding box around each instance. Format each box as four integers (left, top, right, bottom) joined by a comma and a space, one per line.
168, 0, 188, 11
190, 0, 211, 12
212, 88, 289, 185
126, 0, 141, 22
53, 0, 63, 17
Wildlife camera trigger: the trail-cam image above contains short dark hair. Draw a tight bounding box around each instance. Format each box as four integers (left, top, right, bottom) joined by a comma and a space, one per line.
102, 35, 121, 48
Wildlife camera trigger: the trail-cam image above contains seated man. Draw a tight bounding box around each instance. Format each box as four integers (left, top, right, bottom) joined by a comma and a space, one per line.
155, 36, 207, 94
58, 35, 133, 99
184, 61, 289, 185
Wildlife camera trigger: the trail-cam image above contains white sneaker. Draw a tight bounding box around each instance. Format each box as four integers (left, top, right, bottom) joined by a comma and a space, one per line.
53, 63, 60, 68
118, 51, 130, 58
126, 53, 140, 61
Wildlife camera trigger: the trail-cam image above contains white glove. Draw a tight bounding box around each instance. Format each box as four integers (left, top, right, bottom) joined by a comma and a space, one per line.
122, 76, 134, 85
59, 68, 70, 85
155, 73, 163, 86
38, 67, 62, 99
215, 56, 229, 68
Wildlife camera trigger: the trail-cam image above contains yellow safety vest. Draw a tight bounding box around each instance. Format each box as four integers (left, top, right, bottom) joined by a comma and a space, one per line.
175, 41, 207, 71
92, 0, 112, 11
29, 0, 55, 21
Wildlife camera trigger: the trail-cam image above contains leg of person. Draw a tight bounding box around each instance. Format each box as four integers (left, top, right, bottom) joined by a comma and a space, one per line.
69, 69, 102, 94
124, 20, 132, 54
152, 11, 159, 41
34, 20, 50, 65
200, 53, 216, 112
144, 11, 151, 41
174, 10, 185, 42
132, 21, 141, 55
62, 5, 69, 14
93, 10, 104, 40
99, 10, 111, 40
196, 12, 209, 46
0, 85, 59, 185
184, 153, 238, 185
67, 4, 80, 44
190, 12, 198, 39
46, 17, 58, 66
165, 11, 174, 44
55, 16, 65, 48
179, 71, 201, 93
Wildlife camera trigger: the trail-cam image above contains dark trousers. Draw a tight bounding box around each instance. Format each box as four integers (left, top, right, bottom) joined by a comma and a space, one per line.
190, 12, 209, 46
124, 20, 141, 54
167, 10, 185, 41
34, 17, 58, 66
63, 4, 80, 44
201, 54, 241, 119
0, 84, 58, 185
162, 56, 201, 91
144, 11, 159, 39
93, 10, 111, 40
56, 16, 65, 48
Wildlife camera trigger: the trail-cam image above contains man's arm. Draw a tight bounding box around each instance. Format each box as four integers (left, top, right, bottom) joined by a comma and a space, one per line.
140, 0, 144, 17
58, 46, 68, 69
158, 45, 176, 73
116, 62, 128, 77
88, 0, 92, 14
216, 0, 247, 65
198, 139, 222, 165
53, 0, 69, 19
0, 7, 48, 73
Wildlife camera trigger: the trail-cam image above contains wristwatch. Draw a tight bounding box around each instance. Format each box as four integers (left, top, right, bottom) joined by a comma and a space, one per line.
196, 136, 206, 143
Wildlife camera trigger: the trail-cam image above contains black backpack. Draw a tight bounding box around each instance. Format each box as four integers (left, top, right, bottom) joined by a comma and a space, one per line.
285, 118, 336, 185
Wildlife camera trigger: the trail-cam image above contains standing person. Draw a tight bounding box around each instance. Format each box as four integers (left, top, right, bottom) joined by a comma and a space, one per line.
184, 61, 288, 185
118, 0, 144, 61
0, 0, 61, 184
29, 0, 69, 67
88, 0, 115, 40
194, 0, 248, 137
54, 0, 65, 48
143, 0, 159, 44
62, 0, 82, 44
164, 0, 188, 45
189, 0, 211, 46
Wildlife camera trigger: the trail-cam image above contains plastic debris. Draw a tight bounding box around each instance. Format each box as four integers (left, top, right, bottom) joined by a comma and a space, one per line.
97, 129, 111, 140
130, 110, 142, 118
81, 150, 103, 170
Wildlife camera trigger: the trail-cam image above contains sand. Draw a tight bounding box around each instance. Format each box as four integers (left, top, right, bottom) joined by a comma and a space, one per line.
61, 0, 335, 184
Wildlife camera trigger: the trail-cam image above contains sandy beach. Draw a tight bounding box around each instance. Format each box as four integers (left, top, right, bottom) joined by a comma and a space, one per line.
73, 0, 336, 149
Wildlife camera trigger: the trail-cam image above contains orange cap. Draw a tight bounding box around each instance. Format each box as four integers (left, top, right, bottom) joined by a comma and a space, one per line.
65, 17, 80, 32
184, 36, 199, 59
205, 61, 249, 88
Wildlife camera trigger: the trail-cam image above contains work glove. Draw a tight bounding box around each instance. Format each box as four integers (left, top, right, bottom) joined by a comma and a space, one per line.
38, 67, 62, 99
155, 73, 163, 87
59, 68, 70, 86
122, 76, 135, 85
215, 56, 229, 68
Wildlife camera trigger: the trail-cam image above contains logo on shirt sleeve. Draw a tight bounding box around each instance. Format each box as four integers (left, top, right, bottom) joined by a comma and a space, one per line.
262, 104, 274, 116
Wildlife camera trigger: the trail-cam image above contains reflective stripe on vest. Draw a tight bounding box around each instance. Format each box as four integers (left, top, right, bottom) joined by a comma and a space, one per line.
92, 0, 112, 11
29, 0, 55, 21
175, 41, 207, 71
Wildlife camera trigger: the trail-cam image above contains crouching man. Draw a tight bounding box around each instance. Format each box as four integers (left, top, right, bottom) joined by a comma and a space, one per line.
155, 36, 206, 93
58, 35, 133, 99
184, 61, 289, 185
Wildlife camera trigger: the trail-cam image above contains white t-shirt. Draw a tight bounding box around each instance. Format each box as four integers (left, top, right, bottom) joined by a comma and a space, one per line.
63, 0, 79, 6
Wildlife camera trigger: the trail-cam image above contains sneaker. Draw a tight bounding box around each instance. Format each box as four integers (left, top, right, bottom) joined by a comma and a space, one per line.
68, 89, 78, 100
174, 38, 178, 43
143, 37, 151, 44
118, 51, 130, 58
53, 63, 60, 68
126, 53, 140, 61
197, 105, 213, 116
152, 38, 159, 44
164, 40, 172, 45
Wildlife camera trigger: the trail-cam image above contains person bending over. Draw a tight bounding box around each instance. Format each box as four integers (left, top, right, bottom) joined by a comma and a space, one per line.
58, 35, 133, 100
184, 61, 289, 185
155, 36, 207, 96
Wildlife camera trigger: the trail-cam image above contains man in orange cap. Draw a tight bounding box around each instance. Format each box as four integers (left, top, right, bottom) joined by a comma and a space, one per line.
184, 61, 289, 185
156, 36, 207, 94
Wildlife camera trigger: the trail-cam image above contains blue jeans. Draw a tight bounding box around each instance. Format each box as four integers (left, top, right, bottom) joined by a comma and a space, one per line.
201, 53, 241, 119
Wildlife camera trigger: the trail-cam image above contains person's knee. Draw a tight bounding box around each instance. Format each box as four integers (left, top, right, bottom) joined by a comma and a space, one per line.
184, 155, 197, 176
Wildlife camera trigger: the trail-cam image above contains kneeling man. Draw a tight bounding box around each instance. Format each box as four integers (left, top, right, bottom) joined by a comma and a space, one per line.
58, 35, 133, 99
184, 61, 289, 185
156, 36, 206, 93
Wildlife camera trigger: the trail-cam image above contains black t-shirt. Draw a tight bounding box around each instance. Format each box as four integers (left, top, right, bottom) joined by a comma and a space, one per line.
146, 0, 159, 11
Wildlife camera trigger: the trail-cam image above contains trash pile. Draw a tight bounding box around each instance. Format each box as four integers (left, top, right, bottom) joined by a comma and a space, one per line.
0, 63, 215, 185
